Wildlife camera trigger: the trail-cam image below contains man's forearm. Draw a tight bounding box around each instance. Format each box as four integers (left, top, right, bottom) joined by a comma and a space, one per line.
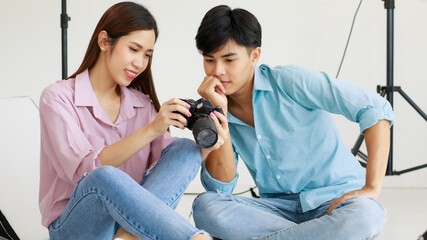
205, 134, 236, 182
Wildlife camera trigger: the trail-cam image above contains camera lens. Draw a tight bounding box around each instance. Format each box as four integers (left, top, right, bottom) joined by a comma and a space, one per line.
192, 117, 218, 148
195, 128, 218, 148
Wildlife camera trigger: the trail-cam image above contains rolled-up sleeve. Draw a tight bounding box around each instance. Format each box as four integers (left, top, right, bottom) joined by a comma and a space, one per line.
281, 65, 394, 133
355, 101, 394, 133
200, 150, 239, 194
40, 88, 101, 185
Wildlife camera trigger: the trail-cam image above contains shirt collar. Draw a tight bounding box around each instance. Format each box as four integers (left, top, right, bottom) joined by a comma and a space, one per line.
253, 65, 273, 92
74, 69, 146, 125
227, 112, 247, 126
118, 86, 146, 122
74, 69, 146, 108
74, 69, 96, 107
227, 65, 273, 126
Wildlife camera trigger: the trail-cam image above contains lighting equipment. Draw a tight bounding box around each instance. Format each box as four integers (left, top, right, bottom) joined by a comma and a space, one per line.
61, 0, 71, 79
351, 0, 427, 175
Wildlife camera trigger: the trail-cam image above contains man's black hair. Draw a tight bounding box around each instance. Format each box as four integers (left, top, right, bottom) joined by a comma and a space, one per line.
195, 5, 262, 55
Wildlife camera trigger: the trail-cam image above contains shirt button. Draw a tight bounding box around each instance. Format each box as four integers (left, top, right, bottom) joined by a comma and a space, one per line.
266, 155, 270, 159
112, 126, 117, 130
257, 135, 262, 139
276, 175, 281, 179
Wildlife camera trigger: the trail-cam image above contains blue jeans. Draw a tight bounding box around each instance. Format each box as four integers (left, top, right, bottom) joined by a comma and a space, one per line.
49, 138, 209, 240
193, 191, 386, 240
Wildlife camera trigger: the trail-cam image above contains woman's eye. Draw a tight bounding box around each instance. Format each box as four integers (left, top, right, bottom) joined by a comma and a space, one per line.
130, 47, 138, 52
145, 54, 152, 58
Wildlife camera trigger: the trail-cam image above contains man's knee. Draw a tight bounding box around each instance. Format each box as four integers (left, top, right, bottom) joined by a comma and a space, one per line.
341, 197, 386, 237
192, 191, 218, 212
192, 191, 228, 232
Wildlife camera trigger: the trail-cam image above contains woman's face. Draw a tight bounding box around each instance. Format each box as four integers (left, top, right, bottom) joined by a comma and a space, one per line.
106, 29, 156, 87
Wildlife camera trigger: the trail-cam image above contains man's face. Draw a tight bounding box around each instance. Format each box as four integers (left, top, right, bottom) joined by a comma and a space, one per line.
203, 40, 258, 96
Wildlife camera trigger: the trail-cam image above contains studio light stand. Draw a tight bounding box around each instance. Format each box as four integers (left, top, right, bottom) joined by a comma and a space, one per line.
351, 0, 427, 175
61, 0, 71, 79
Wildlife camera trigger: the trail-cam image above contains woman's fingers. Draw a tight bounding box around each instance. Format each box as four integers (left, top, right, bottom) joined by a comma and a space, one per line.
214, 110, 228, 131
208, 111, 228, 149
154, 98, 192, 131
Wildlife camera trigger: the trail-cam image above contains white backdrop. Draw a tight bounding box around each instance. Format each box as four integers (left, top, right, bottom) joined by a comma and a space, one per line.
1, 0, 426, 195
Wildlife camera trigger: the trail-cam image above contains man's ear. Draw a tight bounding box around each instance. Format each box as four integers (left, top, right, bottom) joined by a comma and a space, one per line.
98, 30, 110, 52
251, 47, 261, 67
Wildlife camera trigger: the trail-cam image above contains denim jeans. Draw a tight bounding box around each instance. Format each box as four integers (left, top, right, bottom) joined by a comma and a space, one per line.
49, 138, 209, 240
193, 191, 386, 240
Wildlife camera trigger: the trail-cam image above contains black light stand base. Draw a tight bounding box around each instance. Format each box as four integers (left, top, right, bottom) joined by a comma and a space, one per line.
352, 86, 427, 175
419, 229, 427, 240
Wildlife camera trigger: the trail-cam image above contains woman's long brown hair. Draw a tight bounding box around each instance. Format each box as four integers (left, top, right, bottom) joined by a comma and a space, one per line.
67, 2, 161, 111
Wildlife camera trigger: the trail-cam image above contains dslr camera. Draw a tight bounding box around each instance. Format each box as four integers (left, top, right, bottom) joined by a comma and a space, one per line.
178, 98, 224, 148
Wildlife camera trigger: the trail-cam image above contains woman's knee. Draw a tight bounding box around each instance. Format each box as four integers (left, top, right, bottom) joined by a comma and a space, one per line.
165, 138, 199, 157
171, 138, 198, 148
160, 138, 201, 169
83, 166, 129, 189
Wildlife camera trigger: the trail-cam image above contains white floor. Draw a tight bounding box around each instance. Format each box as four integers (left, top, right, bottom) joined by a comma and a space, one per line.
175, 188, 427, 240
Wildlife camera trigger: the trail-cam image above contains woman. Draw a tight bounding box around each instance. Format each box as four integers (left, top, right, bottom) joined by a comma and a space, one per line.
39, 2, 226, 239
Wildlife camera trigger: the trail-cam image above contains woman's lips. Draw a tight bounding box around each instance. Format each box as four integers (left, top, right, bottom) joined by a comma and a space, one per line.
124, 69, 137, 79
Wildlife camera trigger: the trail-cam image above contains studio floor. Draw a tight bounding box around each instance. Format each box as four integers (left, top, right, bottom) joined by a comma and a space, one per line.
175, 188, 427, 240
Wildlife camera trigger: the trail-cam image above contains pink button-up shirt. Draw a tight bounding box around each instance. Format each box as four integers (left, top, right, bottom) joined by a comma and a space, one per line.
39, 69, 176, 227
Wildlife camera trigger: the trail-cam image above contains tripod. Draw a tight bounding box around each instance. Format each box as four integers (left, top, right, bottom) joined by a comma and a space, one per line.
61, 0, 71, 79
351, 0, 427, 175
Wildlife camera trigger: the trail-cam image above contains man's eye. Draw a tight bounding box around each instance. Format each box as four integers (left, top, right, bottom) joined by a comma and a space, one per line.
204, 59, 213, 63
226, 59, 235, 62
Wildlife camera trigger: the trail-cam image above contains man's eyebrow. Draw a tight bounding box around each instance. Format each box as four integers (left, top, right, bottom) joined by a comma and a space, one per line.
203, 52, 237, 58
221, 53, 237, 58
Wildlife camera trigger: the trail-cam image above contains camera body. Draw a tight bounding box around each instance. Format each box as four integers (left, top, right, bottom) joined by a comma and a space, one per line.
179, 98, 224, 148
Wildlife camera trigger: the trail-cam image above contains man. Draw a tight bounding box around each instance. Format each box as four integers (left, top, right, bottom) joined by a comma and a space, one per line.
192, 5, 394, 240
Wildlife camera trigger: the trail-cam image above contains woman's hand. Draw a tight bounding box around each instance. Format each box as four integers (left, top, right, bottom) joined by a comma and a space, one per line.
198, 76, 228, 111
200, 110, 229, 161
149, 98, 191, 135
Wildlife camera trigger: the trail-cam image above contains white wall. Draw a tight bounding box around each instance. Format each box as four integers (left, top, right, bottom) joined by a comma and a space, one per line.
0, 97, 48, 239
1, 0, 426, 198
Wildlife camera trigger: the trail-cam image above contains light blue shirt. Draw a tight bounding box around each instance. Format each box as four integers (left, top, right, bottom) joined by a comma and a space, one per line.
200, 64, 394, 212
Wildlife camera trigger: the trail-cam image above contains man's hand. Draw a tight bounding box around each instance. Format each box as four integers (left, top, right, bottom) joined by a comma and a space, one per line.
198, 76, 228, 111
327, 185, 381, 215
